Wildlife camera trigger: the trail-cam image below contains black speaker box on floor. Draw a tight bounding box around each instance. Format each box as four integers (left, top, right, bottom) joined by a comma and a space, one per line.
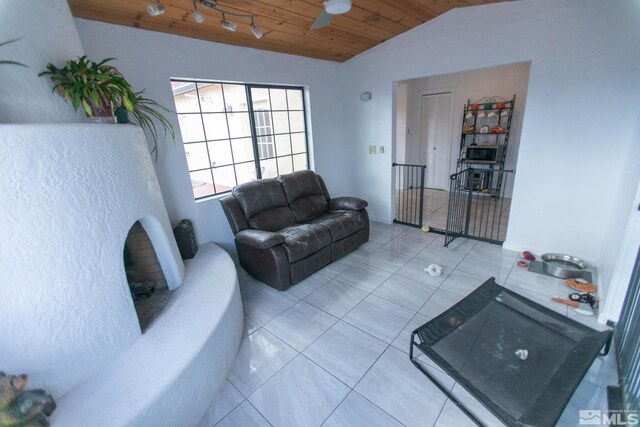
173, 219, 198, 259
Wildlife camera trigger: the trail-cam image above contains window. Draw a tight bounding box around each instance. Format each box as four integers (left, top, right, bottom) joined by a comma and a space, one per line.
171, 80, 309, 199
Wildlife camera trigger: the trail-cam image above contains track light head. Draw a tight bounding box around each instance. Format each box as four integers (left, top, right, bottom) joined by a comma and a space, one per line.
198, 0, 217, 9
192, 1, 204, 23
220, 14, 237, 32
147, 1, 165, 16
250, 20, 263, 39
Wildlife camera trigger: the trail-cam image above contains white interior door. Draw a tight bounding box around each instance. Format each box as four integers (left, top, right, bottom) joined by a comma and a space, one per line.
419, 93, 452, 190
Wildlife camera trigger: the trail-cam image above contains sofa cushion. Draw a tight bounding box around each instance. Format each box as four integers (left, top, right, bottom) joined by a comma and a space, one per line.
279, 223, 332, 263
308, 210, 365, 242
232, 179, 296, 231
277, 171, 328, 222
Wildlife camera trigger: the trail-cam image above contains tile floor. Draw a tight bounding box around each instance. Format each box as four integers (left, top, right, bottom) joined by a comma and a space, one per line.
198, 222, 616, 427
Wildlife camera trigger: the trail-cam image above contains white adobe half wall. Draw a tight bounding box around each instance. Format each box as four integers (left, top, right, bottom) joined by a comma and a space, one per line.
0, 124, 185, 397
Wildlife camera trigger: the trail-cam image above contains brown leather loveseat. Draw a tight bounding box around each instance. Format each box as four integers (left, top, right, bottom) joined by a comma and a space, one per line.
220, 170, 369, 291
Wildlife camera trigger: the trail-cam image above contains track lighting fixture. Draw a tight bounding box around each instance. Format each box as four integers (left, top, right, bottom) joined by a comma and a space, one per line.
193, 1, 204, 23
220, 13, 237, 32
250, 18, 263, 39
147, 1, 165, 16
147, 0, 263, 39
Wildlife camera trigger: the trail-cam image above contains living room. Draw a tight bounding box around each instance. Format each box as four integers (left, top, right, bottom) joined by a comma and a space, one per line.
1, 0, 639, 426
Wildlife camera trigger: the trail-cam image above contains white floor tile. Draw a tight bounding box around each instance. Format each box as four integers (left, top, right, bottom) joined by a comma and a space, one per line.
263, 301, 338, 351
243, 287, 299, 325
285, 271, 331, 299
335, 263, 393, 292
359, 248, 412, 273
202, 380, 245, 426
304, 280, 368, 318
237, 268, 267, 300
319, 256, 359, 277
228, 329, 298, 397
391, 312, 432, 354
396, 258, 449, 286
323, 391, 403, 427
303, 320, 387, 388
343, 294, 415, 344
419, 288, 465, 318
381, 236, 430, 258
215, 401, 270, 427
355, 346, 451, 427
374, 274, 437, 311
438, 268, 490, 297
249, 355, 350, 427
242, 316, 260, 339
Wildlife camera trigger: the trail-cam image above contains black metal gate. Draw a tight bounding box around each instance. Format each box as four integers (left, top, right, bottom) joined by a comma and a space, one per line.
613, 246, 640, 413
445, 167, 513, 247
393, 163, 426, 228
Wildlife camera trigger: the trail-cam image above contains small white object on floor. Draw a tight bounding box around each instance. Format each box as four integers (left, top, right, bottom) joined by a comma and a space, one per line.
515, 349, 529, 360
425, 264, 442, 277
575, 308, 594, 316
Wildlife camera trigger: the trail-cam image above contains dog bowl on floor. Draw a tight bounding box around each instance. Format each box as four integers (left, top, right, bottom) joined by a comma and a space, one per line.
541, 253, 586, 278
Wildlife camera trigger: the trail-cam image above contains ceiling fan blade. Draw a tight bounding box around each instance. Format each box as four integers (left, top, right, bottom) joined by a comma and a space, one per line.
311, 8, 332, 30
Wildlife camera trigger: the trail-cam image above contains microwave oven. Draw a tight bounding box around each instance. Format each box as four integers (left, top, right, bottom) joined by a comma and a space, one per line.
465, 144, 504, 163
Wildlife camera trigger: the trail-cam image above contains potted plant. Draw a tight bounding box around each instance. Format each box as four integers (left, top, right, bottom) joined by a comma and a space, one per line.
39, 56, 134, 121
0, 39, 27, 67
40, 56, 175, 159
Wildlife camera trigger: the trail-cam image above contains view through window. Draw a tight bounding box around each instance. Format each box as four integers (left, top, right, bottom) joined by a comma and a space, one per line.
171, 80, 309, 199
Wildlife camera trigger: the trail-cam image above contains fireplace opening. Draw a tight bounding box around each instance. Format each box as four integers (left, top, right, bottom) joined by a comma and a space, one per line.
123, 221, 173, 332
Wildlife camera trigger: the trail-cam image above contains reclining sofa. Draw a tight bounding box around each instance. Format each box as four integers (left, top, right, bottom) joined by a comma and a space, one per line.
220, 170, 369, 291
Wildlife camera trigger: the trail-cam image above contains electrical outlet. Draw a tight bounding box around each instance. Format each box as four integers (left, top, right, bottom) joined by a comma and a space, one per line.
369, 145, 377, 154
379, 145, 385, 154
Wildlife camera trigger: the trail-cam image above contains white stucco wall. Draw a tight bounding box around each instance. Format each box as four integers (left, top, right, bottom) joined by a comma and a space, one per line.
0, 125, 185, 397
0, 0, 85, 123
74, 20, 348, 255
598, 110, 640, 323
339, 0, 640, 264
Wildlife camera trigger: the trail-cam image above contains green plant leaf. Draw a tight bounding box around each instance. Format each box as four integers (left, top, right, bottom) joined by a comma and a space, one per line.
82, 99, 92, 117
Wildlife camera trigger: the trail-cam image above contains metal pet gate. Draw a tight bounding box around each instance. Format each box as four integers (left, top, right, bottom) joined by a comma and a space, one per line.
444, 167, 513, 247
393, 163, 426, 228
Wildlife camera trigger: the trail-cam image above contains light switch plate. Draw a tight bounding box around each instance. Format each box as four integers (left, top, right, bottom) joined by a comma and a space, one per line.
369, 145, 377, 154
379, 145, 385, 154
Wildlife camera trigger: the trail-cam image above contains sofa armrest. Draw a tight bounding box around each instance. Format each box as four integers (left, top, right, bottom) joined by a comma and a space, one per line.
235, 229, 285, 250
329, 197, 368, 211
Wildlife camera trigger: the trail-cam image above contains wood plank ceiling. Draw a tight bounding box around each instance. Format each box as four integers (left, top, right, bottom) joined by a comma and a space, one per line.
68, 0, 514, 62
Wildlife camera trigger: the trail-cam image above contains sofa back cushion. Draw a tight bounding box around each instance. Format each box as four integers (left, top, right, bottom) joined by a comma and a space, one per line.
232, 179, 296, 232
277, 171, 329, 222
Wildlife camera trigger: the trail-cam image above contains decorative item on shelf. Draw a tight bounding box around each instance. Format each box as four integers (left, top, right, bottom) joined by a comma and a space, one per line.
40, 56, 175, 160
39, 56, 135, 122
0, 39, 28, 67
463, 124, 475, 134
483, 103, 493, 110
0, 372, 56, 426
470, 104, 479, 111
146, 0, 264, 39
480, 125, 490, 133
491, 126, 504, 134
496, 102, 506, 109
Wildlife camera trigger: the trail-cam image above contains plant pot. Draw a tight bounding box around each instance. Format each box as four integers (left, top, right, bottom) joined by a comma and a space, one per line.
89, 101, 116, 123
114, 107, 130, 124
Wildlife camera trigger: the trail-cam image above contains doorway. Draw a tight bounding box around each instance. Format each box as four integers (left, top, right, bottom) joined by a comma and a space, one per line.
393, 62, 531, 244
420, 92, 451, 190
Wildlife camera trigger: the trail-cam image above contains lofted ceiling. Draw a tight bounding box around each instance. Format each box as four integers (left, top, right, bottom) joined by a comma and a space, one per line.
68, 0, 514, 62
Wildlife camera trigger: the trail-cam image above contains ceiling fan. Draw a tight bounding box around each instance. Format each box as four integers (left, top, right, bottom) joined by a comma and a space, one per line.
311, 0, 352, 29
